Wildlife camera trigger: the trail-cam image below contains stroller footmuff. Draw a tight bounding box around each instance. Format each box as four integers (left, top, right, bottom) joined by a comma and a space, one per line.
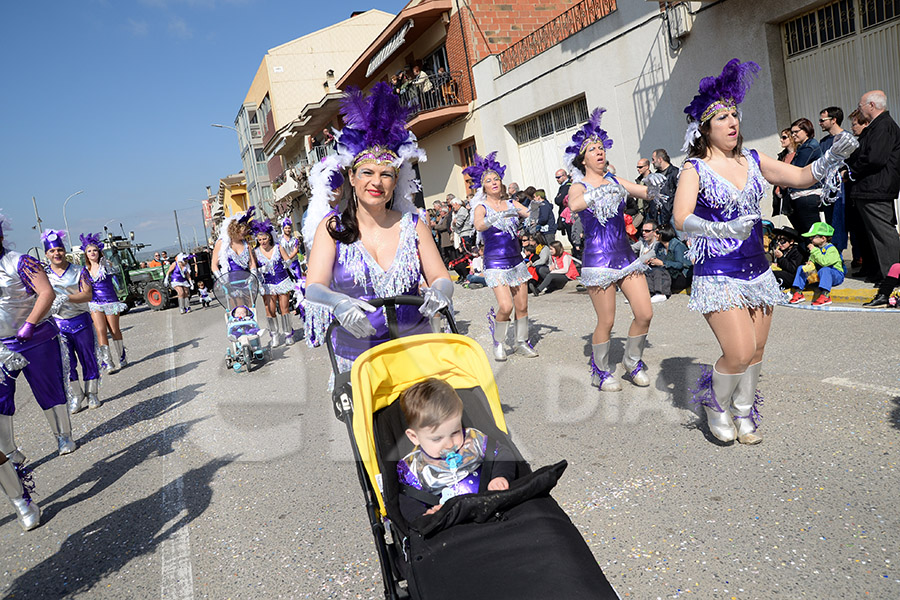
342, 324, 619, 599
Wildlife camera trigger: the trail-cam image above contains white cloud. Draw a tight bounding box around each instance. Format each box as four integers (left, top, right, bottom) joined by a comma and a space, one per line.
127, 18, 149, 37
168, 16, 193, 39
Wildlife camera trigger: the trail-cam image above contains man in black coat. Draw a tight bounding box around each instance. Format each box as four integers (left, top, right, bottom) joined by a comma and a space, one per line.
648, 149, 679, 231
846, 90, 900, 285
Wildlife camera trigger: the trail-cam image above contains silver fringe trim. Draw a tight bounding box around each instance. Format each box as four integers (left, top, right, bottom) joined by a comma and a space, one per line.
337, 212, 420, 298
304, 302, 334, 348
580, 262, 649, 289
169, 281, 191, 289
583, 183, 627, 226
89, 301, 128, 315
262, 278, 295, 295
684, 149, 765, 219
484, 262, 531, 288
688, 270, 786, 314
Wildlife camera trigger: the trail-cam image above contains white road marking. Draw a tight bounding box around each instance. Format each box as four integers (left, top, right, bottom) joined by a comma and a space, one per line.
160, 310, 194, 600
822, 376, 900, 397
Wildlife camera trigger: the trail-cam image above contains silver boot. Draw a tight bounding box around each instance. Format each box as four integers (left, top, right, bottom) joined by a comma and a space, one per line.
86, 378, 102, 410
698, 367, 741, 443
281, 313, 294, 346
0, 415, 27, 465
109, 339, 123, 372
513, 317, 539, 358
0, 460, 40, 531
99, 344, 114, 373
622, 334, 650, 387
492, 320, 509, 362
732, 362, 763, 445
590, 342, 622, 392
267, 316, 282, 347
119, 340, 128, 367
68, 379, 87, 414
44, 405, 76, 455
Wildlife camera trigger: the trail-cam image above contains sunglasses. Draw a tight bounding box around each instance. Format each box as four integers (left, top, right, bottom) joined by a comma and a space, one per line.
780, 135, 789, 140
818, 118, 832, 123
642, 229, 655, 233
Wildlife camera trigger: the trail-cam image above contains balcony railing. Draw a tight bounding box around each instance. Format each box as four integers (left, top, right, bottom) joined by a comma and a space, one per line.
396, 71, 466, 120
498, 0, 617, 74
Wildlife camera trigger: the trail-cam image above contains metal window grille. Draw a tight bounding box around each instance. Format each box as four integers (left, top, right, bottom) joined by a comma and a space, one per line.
515, 97, 589, 144
784, 11, 820, 56
539, 113, 555, 136
861, 0, 900, 28
574, 98, 589, 124
818, 0, 856, 44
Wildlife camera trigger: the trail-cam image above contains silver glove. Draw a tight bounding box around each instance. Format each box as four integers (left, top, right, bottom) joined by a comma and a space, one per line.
484, 207, 519, 228
643, 172, 668, 203
419, 278, 454, 318
636, 244, 657, 264
305, 283, 376, 339
0, 346, 28, 382
811, 131, 859, 182
50, 293, 69, 315
682, 213, 757, 241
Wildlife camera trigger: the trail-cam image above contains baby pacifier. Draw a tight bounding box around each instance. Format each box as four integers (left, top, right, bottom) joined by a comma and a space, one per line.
441, 449, 462, 470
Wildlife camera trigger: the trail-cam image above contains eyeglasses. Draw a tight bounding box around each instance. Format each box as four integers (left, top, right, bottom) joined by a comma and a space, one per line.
818, 118, 832, 123
637, 164, 647, 169
642, 229, 655, 233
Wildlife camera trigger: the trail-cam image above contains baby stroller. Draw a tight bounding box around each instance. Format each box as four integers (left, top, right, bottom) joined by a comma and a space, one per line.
327, 296, 619, 599
213, 270, 271, 373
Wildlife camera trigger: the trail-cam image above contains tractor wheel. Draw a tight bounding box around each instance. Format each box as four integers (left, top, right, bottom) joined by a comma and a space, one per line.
145, 283, 169, 311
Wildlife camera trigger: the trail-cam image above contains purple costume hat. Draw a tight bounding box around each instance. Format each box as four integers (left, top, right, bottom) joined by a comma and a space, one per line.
563, 108, 614, 179
682, 58, 760, 151
302, 82, 425, 249
79, 232, 104, 251
236, 206, 256, 227
249, 218, 274, 238
281, 216, 292, 229
462, 151, 507, 190
41, 229, 67, 252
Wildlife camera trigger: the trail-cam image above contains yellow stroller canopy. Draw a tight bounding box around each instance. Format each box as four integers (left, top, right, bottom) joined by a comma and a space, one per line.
350, 333, 506, 516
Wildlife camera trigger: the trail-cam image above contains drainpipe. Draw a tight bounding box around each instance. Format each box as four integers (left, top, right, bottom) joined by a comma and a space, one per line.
455, 0, 475, 101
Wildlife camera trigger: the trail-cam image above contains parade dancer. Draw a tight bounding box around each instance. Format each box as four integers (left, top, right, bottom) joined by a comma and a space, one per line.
674, 59, 857, 444
563, 109, 667, 391
82, 233, 128, 374
43, 230, 102, 413
212, 209, 259, 310
304, 83, 452, 376
251, 219, 296, 346
464, 152, 538, 361
279, 217, 304, 282
165, 253, 194, 314
0, 213, 75, 530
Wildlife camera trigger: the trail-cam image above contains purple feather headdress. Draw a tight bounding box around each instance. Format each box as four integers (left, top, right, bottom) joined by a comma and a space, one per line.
563, 108, 614, 176
338, 82, 413, 169
41, 229, 67, 251
281, 216, 292, 229
328, 170, 344, 191
462, 152, 507, 190
249, 218, 273, 237
682, 59, 760, 150
79, 232, 104, 251
236, 206, 256, 226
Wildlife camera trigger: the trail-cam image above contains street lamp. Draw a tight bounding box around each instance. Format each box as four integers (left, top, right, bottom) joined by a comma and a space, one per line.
211, 123, 267, 216
62, 190, 85, 251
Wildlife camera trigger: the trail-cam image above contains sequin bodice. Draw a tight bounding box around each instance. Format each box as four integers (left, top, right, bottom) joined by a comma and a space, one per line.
0, 252, 48, 338
578, 177, 637, 270
89, 260, 120, 304
47, 263, 91, 319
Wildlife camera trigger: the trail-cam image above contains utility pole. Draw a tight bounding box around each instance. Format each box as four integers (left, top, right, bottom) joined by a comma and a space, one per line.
31, 197, 42, 240
174, 210, 184, 253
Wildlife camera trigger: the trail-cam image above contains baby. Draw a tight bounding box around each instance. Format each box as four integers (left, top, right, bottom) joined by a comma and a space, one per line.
229, 305, 259, 338
397, 378, 515, 521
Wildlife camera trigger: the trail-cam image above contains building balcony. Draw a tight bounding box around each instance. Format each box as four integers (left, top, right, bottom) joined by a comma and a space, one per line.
399, 71, 468, 137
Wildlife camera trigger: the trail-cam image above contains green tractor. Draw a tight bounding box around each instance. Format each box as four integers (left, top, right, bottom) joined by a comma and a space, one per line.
96, 233, 174, 311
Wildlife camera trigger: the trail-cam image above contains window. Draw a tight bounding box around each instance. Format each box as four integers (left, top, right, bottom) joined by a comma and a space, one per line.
860, 0, 900, 28
783, 0, 898, 57
459, 140, 476, 167
514, 97, 589, 144
818, 0, 856, 44
422, 45, 449, 76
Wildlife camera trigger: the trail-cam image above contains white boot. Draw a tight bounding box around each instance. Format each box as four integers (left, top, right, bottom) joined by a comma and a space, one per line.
0, 460, 40, 531
0, 415, 27, 465
86, 378, 102, 410
732, 362, 763, 445
513, 317, 539, 358
44, 405, 76, 455
623, 334, 650, 387
694, 367, 741, 443
492, 320, 509, 362
68, 379, 87, 414
99, 344, 114, 373
590, 342, 621, 392
281, 313, 294, 346
267, 316, 282, 347
108, 339, 122, 373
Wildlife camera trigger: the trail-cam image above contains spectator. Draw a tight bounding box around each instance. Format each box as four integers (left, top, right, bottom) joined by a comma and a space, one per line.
627, 158, 652, 227
507, 182, 520, 199
788, 222, 845, 306
148, 252, 162, 268
533, 241, 579, 295
787, 118, 824, 235
849, 108, 869, 136
632, 221, 667, 302
648, 149, 679, 230
411, 64, 434, 109
436, 67, 458, 105
434, 204, 454, 264
864, 262, 900, 307
570, 209, 584, 260
818, 106, 847, 248
450, 195, 475, 254
846, 90, 900, 289
773, 127, 798, 217
525, 233, 552, 294
655, 225, 693, 295
770, 226, 808, 288
846, 107, 875, 277
535, 190, 557, 243
553, 169, 570, 209
635, 158, 650, 184
160, 251, 169, 263
465, 245, 486, 288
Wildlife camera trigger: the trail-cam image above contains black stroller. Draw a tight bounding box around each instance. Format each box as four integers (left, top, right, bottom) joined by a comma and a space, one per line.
327, 296, 620, 599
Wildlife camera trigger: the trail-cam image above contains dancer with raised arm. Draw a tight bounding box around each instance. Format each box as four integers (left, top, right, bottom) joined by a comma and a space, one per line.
563, 109, 667, 391
252, 219, 296, 346
304, 83, 452, 377
674, 59, 857, 444
165, 252, 194, 314
43, 230, 102, 412
465, 152, 538, 361
82, 232, 128, 373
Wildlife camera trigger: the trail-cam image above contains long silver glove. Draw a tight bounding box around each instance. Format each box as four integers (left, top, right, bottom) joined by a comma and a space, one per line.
305, 283, 376, 339
811, 130, 859, 181
50, 293, 69, 315
419, 278, 454, 318
483, 207, 519, 228
682, 213, 757, 241
643, 172, 668, 204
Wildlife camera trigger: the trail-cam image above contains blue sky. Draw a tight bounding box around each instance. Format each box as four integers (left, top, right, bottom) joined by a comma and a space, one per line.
1, 0, 405, 257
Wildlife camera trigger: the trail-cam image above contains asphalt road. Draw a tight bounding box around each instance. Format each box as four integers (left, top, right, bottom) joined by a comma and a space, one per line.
1, 287, 898, 599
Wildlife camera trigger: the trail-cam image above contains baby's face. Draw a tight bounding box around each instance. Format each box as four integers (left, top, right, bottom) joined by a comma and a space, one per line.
407, 413, 464, 459
233, 307, 249, 319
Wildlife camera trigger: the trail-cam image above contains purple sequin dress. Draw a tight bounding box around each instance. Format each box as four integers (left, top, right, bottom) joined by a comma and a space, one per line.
89, 260, 127, 315
683, 149, 785, 313
254, 245, 294, 295
306, 212, 429, 372
577, 175, 648, 289
478, 200, 530, 288
169, 263, 190, 289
